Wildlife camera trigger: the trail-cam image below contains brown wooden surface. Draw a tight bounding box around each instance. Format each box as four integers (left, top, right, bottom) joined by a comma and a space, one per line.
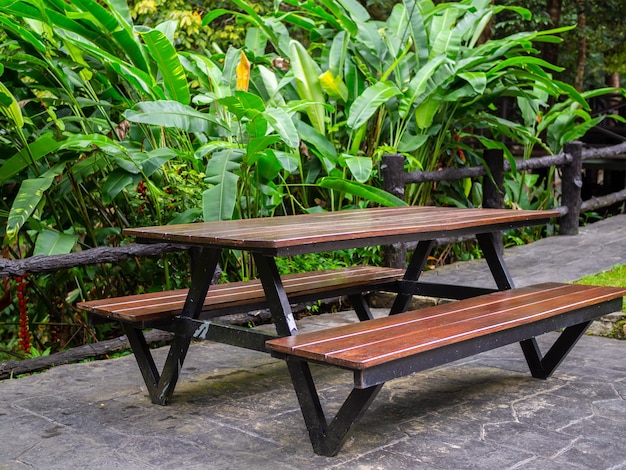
77, 266, 404, 322
124, 207, 559, 255
266, 283, 626, 370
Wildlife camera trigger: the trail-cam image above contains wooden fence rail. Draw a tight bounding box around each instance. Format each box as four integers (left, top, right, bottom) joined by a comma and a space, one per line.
381, 141, 626, 268
382, 140, 626, 235
0, 243, 186, 278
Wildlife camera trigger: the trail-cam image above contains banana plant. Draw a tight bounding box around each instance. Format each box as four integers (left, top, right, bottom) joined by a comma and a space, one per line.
123, 87, 301, 222
267, 0, 613, 207
0, 0, 198, 255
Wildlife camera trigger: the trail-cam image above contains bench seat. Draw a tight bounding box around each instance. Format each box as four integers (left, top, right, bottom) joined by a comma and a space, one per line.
266, 282, 626, 456
76, 266, 404, 406
77, 266, 405, 325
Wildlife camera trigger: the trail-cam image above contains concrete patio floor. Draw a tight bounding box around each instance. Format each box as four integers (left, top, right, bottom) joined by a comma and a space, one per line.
1, 215, 625, 469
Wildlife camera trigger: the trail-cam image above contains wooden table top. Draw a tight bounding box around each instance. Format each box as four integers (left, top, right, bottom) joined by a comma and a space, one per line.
124, 206, 559, 256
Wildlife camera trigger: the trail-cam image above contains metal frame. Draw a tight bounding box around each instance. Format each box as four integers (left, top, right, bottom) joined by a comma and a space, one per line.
279, 297, 623, 456
389, 233, 512, 315
119, 250, 396, 404
118, 230, 518, 405
285, 357, 383, 457
122, 247, 220, 405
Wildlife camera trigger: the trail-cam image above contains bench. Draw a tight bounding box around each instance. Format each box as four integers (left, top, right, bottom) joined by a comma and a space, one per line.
77, 266, 405, 404
266, 282, 626, 456
78, 266, 405, 325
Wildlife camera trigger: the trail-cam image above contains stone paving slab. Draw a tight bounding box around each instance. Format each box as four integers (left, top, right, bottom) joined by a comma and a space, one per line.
420, 214, 626, 289
0, 327, 624, 470
1, 215, 625, 469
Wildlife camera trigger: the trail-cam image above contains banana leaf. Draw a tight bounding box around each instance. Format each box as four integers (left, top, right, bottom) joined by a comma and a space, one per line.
0, 81, 24, 128
264, 107, 299, 150
70, 0, 149, 72
318, 177, 407, 207
340, 154, 372, 183
124, 101, 220, 133
289, 40, 326, 135
203, 149, 241, 222
0, 133, 64, 184
140, 28, 190, 105
4, 167, 63, 244
347, 81, 401, 130
33, 229, 79, 256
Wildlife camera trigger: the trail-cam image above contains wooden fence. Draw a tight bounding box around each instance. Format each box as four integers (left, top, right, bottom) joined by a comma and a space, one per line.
380, 140, 626, 268
0, 243, 186, 278
1, 141, 625, 278
382, 140, 626, 235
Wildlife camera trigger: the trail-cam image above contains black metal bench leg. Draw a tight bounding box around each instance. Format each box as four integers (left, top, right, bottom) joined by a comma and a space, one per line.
285, 358, 383, 456
123, 324, 162, 402
520, 320, 593, 379
390, 240, 435, 315
348, 294, 374, 321
122, 324, 194, 405
122, 247, 221, 405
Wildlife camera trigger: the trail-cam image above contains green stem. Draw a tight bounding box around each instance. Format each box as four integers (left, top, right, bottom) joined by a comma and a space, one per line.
67, 168, 98, 247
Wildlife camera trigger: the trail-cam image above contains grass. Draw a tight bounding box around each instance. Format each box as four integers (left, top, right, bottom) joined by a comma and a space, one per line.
577, 264, 626, 312
576, 264, 626, 339
576, 264, 626, 300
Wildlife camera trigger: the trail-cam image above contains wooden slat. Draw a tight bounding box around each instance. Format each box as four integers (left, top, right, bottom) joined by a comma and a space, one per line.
124, 207, 559, 253
77, 266, 404, 322
266, 283, 626, 370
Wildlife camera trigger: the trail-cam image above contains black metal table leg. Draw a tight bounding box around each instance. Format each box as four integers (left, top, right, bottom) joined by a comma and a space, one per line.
476, 232, 515, 290
390, 240, 436, 314
253, 253, 298, 336
286, 358, 383, 457
125, 247, 221, 405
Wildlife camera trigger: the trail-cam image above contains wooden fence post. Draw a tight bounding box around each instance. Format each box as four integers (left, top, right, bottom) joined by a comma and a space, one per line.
381, 153, 406, 199
482, 149, 505, 254
381, 154, 407, 268
559, 141, 583, 235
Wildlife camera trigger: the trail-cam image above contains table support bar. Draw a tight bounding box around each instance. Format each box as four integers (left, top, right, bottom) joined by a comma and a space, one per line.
390, 240, 436, 314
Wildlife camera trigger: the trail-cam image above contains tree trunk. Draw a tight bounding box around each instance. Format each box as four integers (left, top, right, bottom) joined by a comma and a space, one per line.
574, 0, 587, 91
605, 72, 622, 121
606, 72, 621, 88
543, 0, 563, 66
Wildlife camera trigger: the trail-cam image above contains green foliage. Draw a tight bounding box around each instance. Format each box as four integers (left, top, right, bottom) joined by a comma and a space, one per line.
275, 247, 384, 278
495, 0, 626, 88
128, 0, 260, 51
0, 0, 622, 358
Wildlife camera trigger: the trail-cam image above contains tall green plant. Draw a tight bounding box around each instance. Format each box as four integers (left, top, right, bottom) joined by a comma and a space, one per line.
224, 0, 616, 207
0, 0, 198, 252
0, 0, 215, 354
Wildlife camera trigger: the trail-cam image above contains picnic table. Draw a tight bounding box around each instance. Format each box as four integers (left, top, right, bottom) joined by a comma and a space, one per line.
78, 206, 626, 456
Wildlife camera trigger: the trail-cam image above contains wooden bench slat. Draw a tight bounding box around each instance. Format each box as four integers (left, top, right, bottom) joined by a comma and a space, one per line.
77, 266, 404, 322
266, 283, 565, 353
270, 284, 556, 343
266, 281, 626, 456
266, 283, 626, 370
333, 285, 621, 368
